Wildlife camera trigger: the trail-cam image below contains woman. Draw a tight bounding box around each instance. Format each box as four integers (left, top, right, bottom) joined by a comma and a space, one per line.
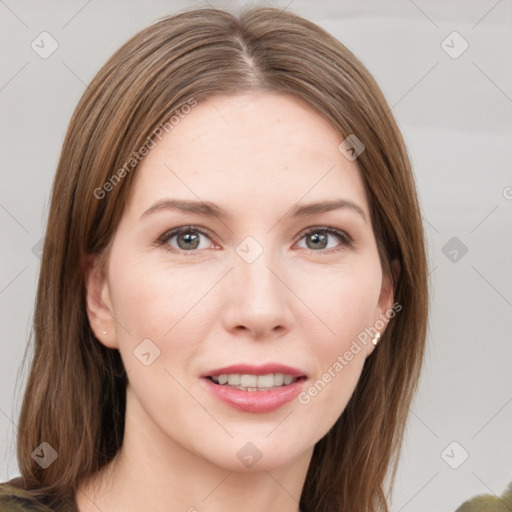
0, 6, 428, 512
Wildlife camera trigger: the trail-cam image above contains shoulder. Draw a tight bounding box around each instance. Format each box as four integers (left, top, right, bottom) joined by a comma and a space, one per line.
455, 481, 512, 511
0, 478, 55, 512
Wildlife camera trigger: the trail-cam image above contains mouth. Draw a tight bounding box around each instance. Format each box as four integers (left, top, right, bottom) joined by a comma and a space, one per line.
205, 373, 307, 391
200, 363, 308, 412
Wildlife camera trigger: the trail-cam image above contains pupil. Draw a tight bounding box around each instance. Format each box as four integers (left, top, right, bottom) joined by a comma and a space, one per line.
179, 232, 199, 250
308, 232, 327, 249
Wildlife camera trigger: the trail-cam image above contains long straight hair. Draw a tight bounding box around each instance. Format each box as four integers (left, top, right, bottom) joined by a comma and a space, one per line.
13, 7, 428, 512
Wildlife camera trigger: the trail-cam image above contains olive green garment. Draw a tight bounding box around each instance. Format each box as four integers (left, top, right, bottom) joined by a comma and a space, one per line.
454, 480, 512, 512
1, 476, 511, 511
0, 477, 77, 512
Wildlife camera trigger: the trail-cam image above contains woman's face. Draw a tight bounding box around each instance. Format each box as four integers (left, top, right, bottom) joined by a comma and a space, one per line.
87, 92, 393, 472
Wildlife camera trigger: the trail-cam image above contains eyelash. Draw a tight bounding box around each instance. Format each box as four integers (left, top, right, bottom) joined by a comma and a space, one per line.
155, 225, 353, 256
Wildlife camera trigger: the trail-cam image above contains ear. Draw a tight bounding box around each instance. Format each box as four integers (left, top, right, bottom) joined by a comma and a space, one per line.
84, 254, 118, 349
365, 258, 400, 357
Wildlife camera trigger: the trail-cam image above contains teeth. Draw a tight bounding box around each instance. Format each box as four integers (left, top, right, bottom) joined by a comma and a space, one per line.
257, 374, 274, 388
210, 373, 298, 390
241, 374, 258, 387
228, 374, 241, 386
283, 375, 293, 385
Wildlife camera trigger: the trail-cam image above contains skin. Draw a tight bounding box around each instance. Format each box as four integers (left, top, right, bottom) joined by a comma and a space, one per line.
79, 92, 394, 512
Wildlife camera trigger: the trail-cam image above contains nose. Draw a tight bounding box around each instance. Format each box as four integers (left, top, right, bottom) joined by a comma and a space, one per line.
222, 244, 292, 340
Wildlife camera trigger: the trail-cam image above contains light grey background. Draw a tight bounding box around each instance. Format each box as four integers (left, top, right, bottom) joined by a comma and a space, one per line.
1, 1, 511, 510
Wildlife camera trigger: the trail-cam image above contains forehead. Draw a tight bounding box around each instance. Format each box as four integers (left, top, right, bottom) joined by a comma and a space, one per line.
127, 93, 369, 219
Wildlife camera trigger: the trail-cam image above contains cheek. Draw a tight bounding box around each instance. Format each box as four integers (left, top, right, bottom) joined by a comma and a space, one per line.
109, 251, 211, 333
301, 255, 382, 343
294, 259, 382, 430
106, 258, 209, 419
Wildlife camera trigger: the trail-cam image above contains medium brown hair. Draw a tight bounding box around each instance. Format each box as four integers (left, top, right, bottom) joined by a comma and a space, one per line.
13, 6, 428, 512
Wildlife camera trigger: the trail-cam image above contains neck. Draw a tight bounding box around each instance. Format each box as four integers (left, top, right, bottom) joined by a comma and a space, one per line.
76, 385, 312, 512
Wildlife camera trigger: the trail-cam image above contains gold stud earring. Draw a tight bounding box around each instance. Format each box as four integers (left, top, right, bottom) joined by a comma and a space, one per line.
372, 332, 381, 346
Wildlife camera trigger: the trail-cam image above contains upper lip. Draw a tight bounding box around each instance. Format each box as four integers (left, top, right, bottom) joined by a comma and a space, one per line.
201, 363, 307, 378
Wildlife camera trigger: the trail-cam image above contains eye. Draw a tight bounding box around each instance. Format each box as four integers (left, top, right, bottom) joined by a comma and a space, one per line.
157, 226, 215, 254
296, 226, 353, 253
156, 225, 353, 256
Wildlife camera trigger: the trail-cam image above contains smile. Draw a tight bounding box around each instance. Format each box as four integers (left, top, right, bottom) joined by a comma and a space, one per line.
207, 373, 300, 391
201, 363, 308, 413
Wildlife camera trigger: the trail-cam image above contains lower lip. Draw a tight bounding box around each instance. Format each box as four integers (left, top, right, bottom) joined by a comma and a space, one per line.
202, 377, 306, 413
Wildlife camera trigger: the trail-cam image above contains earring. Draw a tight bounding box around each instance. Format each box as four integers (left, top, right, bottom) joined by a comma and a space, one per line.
372, 332, 381, 346
103, 330, 107, 335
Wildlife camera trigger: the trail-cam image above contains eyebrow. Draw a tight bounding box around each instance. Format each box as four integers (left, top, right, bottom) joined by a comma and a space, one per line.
141, 198, 367, 222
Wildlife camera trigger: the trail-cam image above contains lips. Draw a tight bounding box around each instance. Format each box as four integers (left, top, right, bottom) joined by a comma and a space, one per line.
201, 363, 307, 378
200, 363, 308, 413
